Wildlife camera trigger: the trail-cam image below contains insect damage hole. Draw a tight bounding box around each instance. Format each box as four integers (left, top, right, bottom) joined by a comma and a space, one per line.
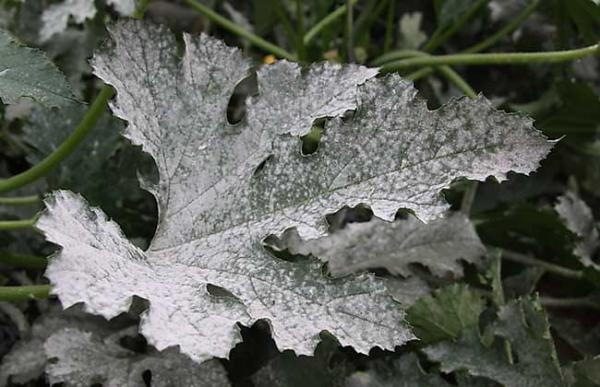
227, 72, 258, 125
301, 118, 324, 155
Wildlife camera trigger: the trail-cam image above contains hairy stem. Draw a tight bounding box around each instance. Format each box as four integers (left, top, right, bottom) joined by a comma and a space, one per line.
184, 0, 296, 60
303, 0, 358, 45
0, 195, 41, 206
0, 252, 47, 270
464, 0, 541, 53
0, 285, 50, 302
423, 0, 489, 52
381, 44, 600, 72
0, 86, 114, 194
499, 249, 584, 280
0, 218, 36, 230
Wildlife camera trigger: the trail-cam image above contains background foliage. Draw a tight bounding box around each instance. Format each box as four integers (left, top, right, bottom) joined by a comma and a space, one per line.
0, 0, 600, 386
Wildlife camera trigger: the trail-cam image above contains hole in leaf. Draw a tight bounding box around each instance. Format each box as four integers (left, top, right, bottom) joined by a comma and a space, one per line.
227, 72, 257, 125
206, 283, 242, 302
128, 295, 150, 317
325, 205, 373, 232
252, 155, 273, 176
301, 119, 324, 155
142, 369, 152, 386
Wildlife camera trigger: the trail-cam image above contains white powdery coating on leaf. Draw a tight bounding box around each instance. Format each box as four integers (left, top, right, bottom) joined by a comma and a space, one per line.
40, 0, 135, 42
40, 0, 96, 42
284, 213, 486, 277
45, 327, 230, 387
38, 20, 553, 363
555, 191, 600, 269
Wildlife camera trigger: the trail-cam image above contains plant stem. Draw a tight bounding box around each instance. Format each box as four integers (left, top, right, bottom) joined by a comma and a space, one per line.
0, 285, 50, 302
0, 86, 114, 194
0, 218, 36, 230
372, 49, 424, 66
423, 0, 489, 53
383, 0, 395, 53
295, 0, 307, 61
540, 296, 600, 310
183, 0, 296, 60
390, 51, 478, 98
345, 0, 354, 62
303, 0, 358, 45
270, 0, 297, 50
381, 44, 600, 72
0, 252, 47, 270
463, 0, 541, 53
499, 249, 584, 280
0, 195, 41, 206
460, 181, 479, 214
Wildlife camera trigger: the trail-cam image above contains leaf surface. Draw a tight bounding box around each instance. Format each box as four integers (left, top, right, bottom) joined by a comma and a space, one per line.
0, 29, 74, 107
37, 20, 552, 362
282, 213, 485, 277
555, 190, 600, 270
424, 298, 565, 387
407, 284, 485, 344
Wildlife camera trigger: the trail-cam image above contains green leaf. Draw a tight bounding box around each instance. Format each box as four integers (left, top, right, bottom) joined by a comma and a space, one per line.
424, 297, 566, 387
0, 29, 74, 107
22, 103, 155, 239
345, 353, 454, 387
407, 284, 485, 344
36, 20, 552, 363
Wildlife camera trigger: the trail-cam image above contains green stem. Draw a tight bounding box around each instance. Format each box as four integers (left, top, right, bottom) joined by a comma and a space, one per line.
183, 0, 296, 60
0, 195, 41, 206
499, 249, 584, 280
383, 0, 395, 53
372, 49, 424, 66
0, 252, 47, 270
381, 44, 600, 72
345, 0, 354, 61
392, 51, 478, 98
0, 285, 50, 302
270, 0, 297, 50
540, 296, 600, 310
423, 0, 489, 53
303, 0, 358, 45
460, 181, 479, 214
0, 86, 114, 194
0, 218, 36, 230
463, 0, 541, 53
295, 0, 307, 61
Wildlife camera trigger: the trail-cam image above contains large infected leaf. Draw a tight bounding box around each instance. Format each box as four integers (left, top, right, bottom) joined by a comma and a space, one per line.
424, 298, 565, 387
37, 20, 552, 363
281, 213, 486, 277
0, 29, 74, 107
